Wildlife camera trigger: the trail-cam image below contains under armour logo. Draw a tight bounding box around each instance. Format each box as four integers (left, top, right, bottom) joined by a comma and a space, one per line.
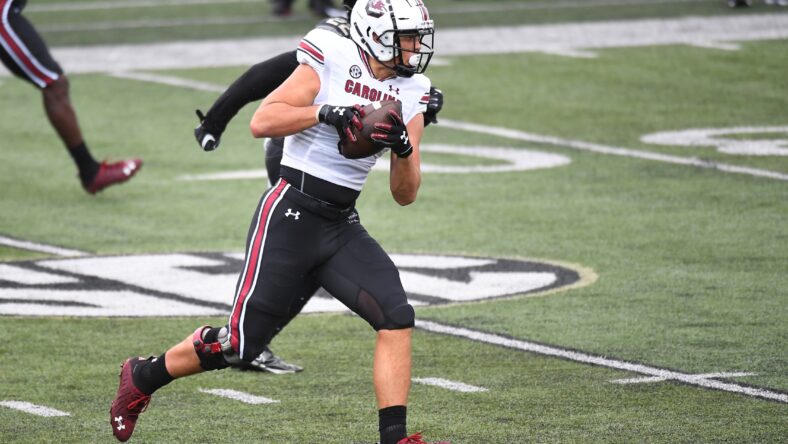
332, 106, 345, 115
400, 133, 409, 144
389, 85, 400, 95
122, 161, 136, 176
285, 209, 300, 220
115, 416, 126, 431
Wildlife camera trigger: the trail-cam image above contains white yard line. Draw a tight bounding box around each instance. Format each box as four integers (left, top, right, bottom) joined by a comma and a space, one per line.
27, 0, 258, 13
612, 371, 756, 384
0, 400, 70, 417
0, 235, 88, 257
39, 16, 269, 33
6, 14, 784, 76
416, 320, 788, 403
439, 119, 788, 182
110, 71, 225, 93
412, 377, 489, 393
199, 388, 279, 404
26, 0, 703, 14
102, 70, 788, 182
179, 169, 269, 181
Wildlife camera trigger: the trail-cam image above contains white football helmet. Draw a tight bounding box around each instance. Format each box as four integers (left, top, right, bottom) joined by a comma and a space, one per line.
350, 0, 435, 77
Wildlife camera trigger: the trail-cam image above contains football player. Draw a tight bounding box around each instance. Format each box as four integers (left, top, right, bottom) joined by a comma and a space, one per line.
111, 1, 447, 443
193, 0, 443, 375
0, 0, 142, 194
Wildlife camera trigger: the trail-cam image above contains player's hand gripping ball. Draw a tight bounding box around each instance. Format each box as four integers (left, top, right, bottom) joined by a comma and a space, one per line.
340, 101, 404, 159
370, 105, 413, 158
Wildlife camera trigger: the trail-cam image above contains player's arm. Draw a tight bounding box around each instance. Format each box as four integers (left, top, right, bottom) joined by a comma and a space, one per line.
387, 114, 423, 206
250, 64, 323, 138
251, 63, 363, 141
195, 51, 299, 150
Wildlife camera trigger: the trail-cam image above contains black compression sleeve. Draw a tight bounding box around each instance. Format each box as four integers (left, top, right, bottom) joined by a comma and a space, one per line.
202, 50, 299, 134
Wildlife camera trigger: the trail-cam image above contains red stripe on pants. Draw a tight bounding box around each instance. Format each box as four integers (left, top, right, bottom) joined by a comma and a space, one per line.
0, 0, 56, 86
230, 181, 287, 353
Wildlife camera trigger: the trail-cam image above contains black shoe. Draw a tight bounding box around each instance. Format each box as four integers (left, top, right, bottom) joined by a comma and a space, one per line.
233, 345, 303, 374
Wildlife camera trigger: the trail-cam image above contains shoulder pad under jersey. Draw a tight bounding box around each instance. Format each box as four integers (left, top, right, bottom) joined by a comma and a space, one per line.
315, 17, 350, 38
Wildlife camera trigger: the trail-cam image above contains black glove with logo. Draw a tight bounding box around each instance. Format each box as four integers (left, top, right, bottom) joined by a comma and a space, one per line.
423, 86, 443, 127
194, 109, 221, 151
317, 104, 364, 142
372, 110, 413, 158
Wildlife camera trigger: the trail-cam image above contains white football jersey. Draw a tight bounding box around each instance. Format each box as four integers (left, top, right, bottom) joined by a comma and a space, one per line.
281, 28, 431, 191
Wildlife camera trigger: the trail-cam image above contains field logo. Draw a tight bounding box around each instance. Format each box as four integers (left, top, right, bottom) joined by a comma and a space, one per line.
0, 253, 587, 317
642, 126, 788, 156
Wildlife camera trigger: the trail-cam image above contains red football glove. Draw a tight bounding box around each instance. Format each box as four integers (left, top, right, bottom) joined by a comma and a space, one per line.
371, 110, 413, 158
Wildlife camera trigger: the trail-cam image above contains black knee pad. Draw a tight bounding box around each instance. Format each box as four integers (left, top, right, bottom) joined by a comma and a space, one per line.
192, 326, 232, 371
383, 303, 415, 330
356, 289, 414, 330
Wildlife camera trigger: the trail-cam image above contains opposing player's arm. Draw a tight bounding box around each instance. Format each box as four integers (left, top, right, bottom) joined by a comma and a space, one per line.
388, 114, 424, 206
196, 51, 299, 150
250, 64, 322, 138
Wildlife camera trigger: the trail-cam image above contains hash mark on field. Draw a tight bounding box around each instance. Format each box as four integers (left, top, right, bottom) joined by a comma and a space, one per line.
413, 377, 488, 393
612, 371, 756, 384
0, 400, 70, 417
199, 388, 279, 404
416, 320, 788, 404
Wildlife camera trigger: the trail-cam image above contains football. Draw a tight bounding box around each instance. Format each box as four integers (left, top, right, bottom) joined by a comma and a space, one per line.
340, 100, 402, 159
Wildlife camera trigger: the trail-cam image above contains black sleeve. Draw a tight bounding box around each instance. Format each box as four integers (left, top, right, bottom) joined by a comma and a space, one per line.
202, 50, 300, 134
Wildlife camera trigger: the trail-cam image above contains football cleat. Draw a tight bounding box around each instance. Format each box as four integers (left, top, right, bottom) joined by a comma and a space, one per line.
396, 432, 450, 444
110, 357, 152, 442
232, 345, 303, 374
84, 159, 142, 194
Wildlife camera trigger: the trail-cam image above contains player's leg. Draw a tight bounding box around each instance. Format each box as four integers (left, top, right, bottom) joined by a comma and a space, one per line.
235, 276, 317, 374
231, 162, 317, 374
0, 5, 141, 193
109, 182, 297, 441
315, 223, 415, 444
227, 181, 323, 364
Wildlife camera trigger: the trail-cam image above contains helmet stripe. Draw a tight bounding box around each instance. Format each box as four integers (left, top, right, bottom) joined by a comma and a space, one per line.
415, 0, 429, 21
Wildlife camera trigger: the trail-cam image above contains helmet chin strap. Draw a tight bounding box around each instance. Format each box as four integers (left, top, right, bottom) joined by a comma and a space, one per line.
392, 52, 417, 78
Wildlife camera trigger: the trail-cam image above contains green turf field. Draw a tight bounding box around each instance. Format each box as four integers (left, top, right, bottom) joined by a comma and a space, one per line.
1, 1, 787, 443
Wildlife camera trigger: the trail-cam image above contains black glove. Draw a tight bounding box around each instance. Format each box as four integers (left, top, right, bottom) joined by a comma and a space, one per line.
372, 110, 413, 158
317, 104, 364, 142
423, 86, 443, 127
194, 109, 221, 151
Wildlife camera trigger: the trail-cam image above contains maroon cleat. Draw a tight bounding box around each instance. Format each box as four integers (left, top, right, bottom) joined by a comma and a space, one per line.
85, 159, 142, 194
397, 433, 450, 444
110, 358, 152, 442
